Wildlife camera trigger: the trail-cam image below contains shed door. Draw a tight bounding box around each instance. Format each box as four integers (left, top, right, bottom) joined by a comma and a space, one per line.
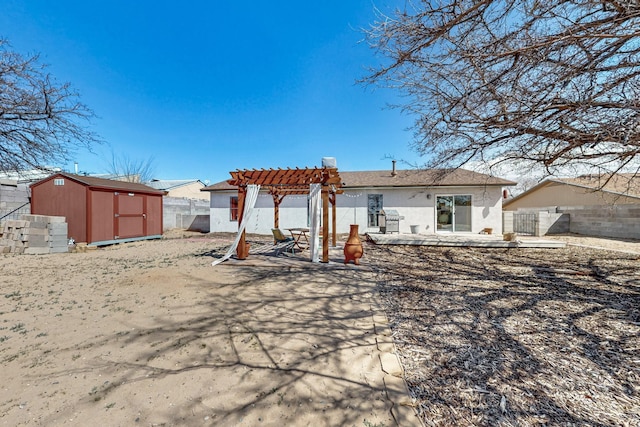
115, 192, 146, 239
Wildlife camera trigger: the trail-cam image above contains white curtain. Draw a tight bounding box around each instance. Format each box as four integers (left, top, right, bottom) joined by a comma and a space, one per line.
309, 183, 321, 263
211, 184, 261, 266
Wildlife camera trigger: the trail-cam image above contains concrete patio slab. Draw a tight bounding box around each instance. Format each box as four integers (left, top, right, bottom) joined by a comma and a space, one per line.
366, 232, 566, 248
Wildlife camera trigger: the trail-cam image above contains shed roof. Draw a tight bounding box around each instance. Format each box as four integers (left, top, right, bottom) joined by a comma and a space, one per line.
31, 173, 167, 195
202, 168, 515, 192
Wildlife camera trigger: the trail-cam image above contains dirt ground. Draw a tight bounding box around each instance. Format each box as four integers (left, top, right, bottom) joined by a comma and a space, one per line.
369, 234, 640, 426
1, 231, 639, 427
0, 233, 411, 427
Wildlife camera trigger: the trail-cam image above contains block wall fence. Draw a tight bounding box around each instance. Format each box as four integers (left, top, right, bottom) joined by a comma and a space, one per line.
503, 204, 640, 239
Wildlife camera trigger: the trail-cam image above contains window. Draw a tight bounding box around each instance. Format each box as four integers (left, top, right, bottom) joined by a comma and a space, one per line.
230, 196, 239, 221
54, 178, 64, 186
367, 194, 383, 227
436, 195, 472, 232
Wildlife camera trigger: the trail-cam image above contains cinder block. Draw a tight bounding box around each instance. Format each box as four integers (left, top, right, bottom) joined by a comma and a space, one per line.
48, 237, 68, 245
6, 220, 27, 228
50, 246, 70, 253
24, 227, 49, 236
24, 247, 50, 255
48, 223, 68, 233
1, 246, 11, 253
25, 235, 47, 246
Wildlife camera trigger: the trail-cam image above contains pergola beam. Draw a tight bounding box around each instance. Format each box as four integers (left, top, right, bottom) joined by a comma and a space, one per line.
229, 167, 343, 263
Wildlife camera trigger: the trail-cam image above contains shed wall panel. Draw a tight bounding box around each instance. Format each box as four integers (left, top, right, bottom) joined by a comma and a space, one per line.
31, 177, 87, 242
146, 196, 163, 235
89, 190, 115, 243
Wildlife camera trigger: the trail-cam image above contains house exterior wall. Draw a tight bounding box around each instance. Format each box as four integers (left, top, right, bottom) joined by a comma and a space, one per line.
208, 185, 505, 235
166, 182, 207, 200
504, 182, 640, 210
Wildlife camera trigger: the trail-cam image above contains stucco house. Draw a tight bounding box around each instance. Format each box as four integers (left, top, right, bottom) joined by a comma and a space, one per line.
202, 166, 515, 235
147, 179, 208, 200
503, 174, 640, 210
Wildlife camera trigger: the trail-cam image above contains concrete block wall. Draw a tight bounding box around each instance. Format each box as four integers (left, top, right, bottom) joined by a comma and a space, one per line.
176, 214, 210, 232
503, 205, 640, 239
558, 204, 640, 239
537, 212, 570, 235
0, 214, 68, 254
163, 197, 210, 231
502, 211, 514, 234
0, 180, 30, 221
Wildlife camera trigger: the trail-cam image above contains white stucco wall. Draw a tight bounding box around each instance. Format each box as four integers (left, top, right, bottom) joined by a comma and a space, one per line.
208, 186, 505, 235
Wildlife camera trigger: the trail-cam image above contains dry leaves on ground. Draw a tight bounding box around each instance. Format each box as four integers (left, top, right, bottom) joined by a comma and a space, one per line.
368, 243, 640, 427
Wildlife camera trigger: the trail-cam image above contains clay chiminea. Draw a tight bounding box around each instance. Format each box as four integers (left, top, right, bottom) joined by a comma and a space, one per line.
344, 224, 363, 265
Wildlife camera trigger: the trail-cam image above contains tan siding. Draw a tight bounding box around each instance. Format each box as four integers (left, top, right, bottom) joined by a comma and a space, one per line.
166, 182, 207, 200
504, 182, 640, 210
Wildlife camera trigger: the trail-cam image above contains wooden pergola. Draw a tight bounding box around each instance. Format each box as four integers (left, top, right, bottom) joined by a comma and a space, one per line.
229, 167, 343, 263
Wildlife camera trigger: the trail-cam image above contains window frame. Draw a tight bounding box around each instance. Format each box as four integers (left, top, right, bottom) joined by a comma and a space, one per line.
230, 196, 239, 222
367, 194, 383, 227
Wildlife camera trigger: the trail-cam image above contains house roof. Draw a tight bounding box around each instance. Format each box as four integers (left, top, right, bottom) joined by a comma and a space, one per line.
202, 168, 516, 192
31, 173, 167, 195
0, 167, 62, 183
147, 179, 204, 191
503, 173, 640, 208
556, 173, 640, 196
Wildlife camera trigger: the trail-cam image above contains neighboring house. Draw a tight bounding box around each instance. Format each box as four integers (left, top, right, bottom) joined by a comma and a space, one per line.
202, 167, 515, 235
147, 179, 208, 200
0, 167, 62, 183
503, 174, 640, 210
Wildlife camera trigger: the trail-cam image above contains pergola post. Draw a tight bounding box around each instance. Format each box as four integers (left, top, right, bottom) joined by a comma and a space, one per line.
236, 186, 248, 259
329, 193, 337, 247
272, 194, 285, 228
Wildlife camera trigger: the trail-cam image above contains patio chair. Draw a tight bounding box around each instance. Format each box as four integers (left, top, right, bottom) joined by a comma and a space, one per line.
271, 228, 296, 255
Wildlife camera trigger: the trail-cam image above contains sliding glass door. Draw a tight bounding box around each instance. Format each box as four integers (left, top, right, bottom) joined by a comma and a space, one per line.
436, 195, 471, 232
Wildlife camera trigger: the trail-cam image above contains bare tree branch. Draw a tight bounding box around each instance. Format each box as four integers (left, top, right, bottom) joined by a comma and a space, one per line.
106, 152, 156, 183
0, 38, 100, 173
362, 0, 640, 179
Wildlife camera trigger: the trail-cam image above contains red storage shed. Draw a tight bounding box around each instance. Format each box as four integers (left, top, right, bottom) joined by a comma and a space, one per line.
30, 173, 166, 245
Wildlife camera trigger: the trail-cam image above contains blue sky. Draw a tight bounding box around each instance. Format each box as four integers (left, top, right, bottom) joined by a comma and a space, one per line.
1, 1, 417, 184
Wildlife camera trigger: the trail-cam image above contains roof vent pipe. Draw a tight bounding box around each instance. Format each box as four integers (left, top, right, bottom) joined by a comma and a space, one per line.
391, 160, 397, 177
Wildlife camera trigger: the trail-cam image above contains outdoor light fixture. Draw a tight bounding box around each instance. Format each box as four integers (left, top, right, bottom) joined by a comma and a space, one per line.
426, 193, 432, 199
